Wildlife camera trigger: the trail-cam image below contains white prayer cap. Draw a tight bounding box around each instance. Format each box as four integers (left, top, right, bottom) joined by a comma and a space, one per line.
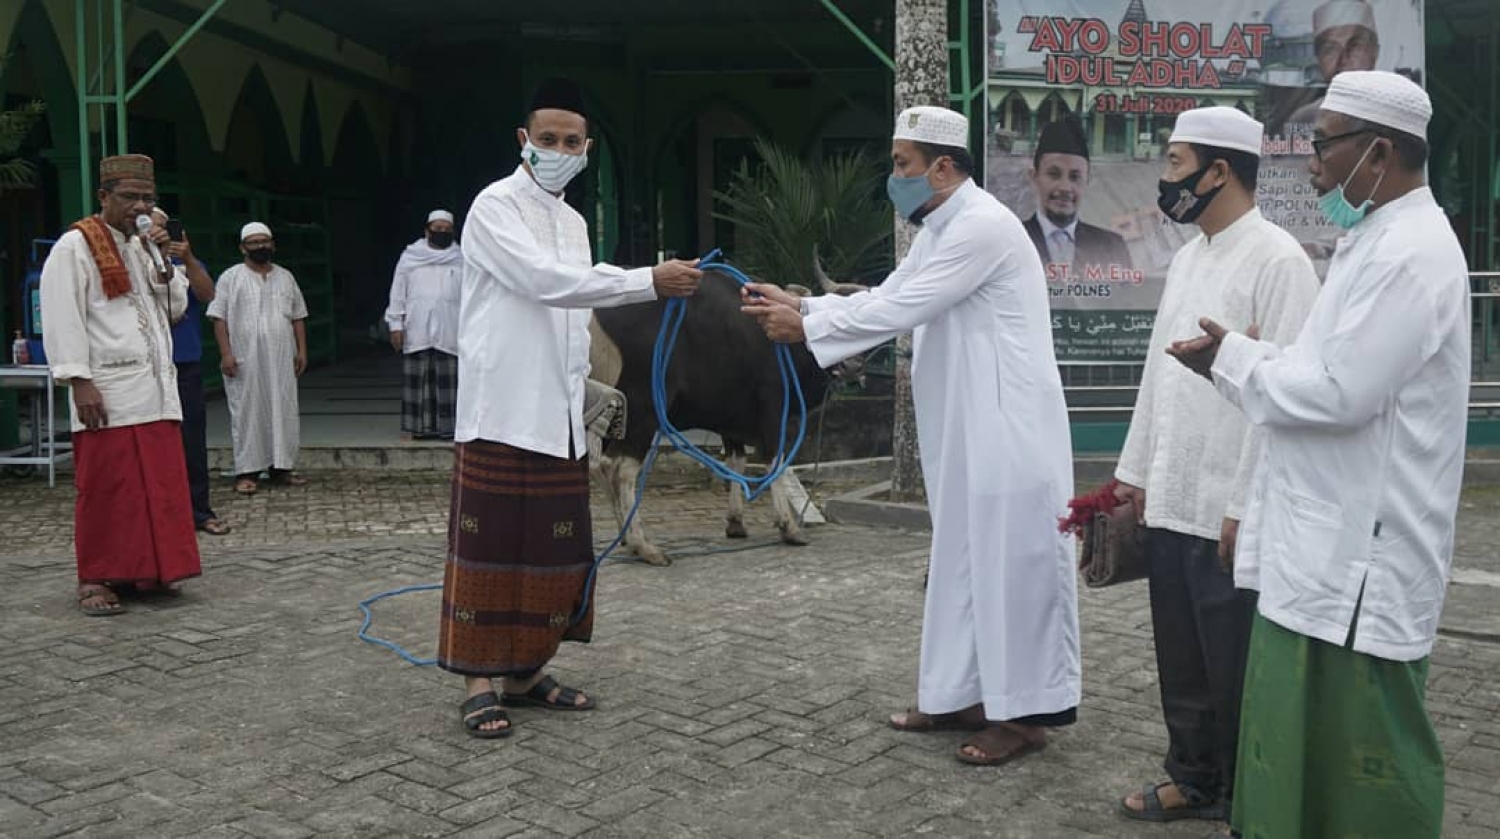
240, 221, 272, 242
1314, 0, 1376, 36
1168, 106, 1264, 156
427, 209, 454, 224
893, 106, 969, 150
1321, 70, 1431, 138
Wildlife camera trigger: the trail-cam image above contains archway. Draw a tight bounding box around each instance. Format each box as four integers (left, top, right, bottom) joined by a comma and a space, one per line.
653, 97, 770, 257
222, 65, 296, 192
123, 31, 214, 175
329, 102, 384, 333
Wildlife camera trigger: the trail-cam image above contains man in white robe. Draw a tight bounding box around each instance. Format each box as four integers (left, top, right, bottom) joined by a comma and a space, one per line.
743, 105, 1080, 766
1168, 71, 1468, 839
207, 222, 309, 494
1113, 107, 1319, 824
436, 77, 703, 739
386, 209, 463, 440
40, 153, 201, 615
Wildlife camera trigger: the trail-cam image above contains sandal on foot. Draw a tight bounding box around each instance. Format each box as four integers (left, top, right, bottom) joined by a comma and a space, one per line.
270, 471, 308, 487
502, 675, 595, 711
234, 478, 258, 495
956, 725, 1046, 766
1119, 781, 1226, 823
461, 692, 513, 739
78, 584, 125, 617
888, 705, 987, 732
197, 518, 231, 536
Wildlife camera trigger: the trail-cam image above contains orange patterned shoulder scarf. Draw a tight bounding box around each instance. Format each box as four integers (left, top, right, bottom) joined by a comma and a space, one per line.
69, 216, 132, 299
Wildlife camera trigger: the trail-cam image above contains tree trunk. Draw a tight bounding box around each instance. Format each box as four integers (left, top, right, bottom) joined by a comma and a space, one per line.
890, 0, 949, 502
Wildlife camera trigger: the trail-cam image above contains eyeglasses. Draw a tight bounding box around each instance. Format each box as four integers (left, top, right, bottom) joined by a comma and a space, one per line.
1311, 129, 1373, 161
109, 190, 158, 205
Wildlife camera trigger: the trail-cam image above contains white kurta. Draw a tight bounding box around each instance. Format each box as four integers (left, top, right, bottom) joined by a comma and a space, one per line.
384, 239, 464, 355
1116, 209, 1319, 538
455, 166, 656, 457
206, 264, 308, 475
39, 224, 188, 431
803, 181, 1080, 721
1211, 188, 1470, 661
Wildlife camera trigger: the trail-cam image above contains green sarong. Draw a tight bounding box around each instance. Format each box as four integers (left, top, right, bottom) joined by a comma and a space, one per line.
1231, 613, 1445, 839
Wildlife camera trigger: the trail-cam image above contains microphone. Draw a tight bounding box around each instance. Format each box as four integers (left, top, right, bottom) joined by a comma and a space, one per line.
135, 214, 169, 276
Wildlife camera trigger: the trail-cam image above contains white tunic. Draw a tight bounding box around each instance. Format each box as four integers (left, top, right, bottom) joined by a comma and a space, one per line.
384, 239, 464, 355
1116, 209, 1319, 538
455, 166, 656, 457
206, 264, 308, 474
802, 181, 1081, 721
39, 224, 188, 432
1211, 188, 1470, 661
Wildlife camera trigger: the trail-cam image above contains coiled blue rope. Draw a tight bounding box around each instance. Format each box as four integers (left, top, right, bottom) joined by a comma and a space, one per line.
360, 249, 808, 665
651, 249, 808, 503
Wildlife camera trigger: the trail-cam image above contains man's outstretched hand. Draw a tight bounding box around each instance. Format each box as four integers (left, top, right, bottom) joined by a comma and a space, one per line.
1166, 318, 1259, 381
652, 259, 703, 298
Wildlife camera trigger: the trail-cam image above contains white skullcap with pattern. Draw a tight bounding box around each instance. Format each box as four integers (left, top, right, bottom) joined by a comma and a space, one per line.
893, 106, 969, 150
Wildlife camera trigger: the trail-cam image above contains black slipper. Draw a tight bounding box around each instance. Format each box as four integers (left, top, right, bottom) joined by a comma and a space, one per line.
501, 675, 595, 711
460, 691, 513, 738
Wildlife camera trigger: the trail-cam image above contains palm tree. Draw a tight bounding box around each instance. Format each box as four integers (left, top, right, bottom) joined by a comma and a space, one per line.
0, 100, 46, 195
711, 138, 892, 289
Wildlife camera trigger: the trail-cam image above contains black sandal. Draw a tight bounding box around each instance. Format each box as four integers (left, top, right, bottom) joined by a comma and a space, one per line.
460, 692, 513, 739
501, 675, 595, 711
1119, 781, 1226, 822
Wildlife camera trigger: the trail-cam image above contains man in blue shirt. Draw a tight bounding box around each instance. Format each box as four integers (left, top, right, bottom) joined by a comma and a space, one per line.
158, 209, 229, 535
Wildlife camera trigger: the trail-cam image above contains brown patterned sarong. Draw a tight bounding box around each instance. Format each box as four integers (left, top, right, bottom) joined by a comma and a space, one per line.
436, 439, 595, 677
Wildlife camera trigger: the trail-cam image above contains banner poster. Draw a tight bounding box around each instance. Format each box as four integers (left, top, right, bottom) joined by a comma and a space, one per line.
983, 0, 1425, 361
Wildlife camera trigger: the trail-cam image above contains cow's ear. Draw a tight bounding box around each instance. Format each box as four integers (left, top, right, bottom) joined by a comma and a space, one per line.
785, 283, 813, 298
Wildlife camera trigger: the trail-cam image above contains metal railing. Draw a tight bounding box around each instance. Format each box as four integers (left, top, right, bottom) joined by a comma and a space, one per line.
1064, 276, 1500, 418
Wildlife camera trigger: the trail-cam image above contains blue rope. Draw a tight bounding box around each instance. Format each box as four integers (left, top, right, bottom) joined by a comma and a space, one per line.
359, 250, 808, 665
358, 584, 443, 666
651, 249, 808, 503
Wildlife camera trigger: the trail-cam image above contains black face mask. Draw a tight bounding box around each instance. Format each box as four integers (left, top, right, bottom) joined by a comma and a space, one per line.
1156, 163, 1224, 225
428, 231, 454, 249
246, 248, 274, 265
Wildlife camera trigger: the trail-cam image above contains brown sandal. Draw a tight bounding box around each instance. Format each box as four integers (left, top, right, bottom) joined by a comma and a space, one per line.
78, 584, 125, 617
888, 705, 987, 732
197, 518, 231, 535
234, 478, 258, 495
956, 725, 1047, 766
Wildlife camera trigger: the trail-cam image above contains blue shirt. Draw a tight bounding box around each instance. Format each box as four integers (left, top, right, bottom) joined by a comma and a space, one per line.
171, 258, 208, 364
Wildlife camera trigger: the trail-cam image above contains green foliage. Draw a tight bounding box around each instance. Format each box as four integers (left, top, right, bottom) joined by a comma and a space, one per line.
712, 138, 892, 289
0, 100, 46, 194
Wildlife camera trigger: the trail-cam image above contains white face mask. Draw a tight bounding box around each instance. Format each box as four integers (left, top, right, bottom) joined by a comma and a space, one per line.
521, 131, 588, 193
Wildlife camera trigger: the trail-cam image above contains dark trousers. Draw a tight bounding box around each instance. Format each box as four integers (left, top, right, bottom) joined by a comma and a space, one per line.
1145, 527, 1256, 805
175, 361, 216, 527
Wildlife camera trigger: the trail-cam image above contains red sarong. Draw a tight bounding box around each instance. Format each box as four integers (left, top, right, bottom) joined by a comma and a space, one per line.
74, 421, 202, 585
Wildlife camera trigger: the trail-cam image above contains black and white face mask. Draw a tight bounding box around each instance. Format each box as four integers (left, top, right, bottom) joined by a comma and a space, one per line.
1156, 163, 1224, 225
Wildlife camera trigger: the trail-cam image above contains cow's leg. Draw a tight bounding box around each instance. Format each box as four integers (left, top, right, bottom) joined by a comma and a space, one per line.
724, 445, 749, 539
613, 455, 670, 566
771, 469, 810, 546
595, 452, 624, 526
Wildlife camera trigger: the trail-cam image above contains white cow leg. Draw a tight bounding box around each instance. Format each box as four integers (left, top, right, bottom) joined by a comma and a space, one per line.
616, 456, 670, 566
771, 470, 809, 546
725, 448, 749, 539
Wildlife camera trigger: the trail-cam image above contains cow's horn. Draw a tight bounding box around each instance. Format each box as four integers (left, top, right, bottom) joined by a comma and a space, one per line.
811, 244, 838, 294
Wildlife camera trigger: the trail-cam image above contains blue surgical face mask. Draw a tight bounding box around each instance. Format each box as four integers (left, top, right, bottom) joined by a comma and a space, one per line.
886, 166, 935, 221
1318, 138, 1386, 230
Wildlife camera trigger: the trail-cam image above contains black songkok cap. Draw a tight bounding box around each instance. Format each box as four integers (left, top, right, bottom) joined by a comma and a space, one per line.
1035, 116, 1090, 160
527, 77, 588, 121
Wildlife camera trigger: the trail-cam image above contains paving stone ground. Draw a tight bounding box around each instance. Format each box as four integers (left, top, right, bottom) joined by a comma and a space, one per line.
0, 464, 1497, 838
